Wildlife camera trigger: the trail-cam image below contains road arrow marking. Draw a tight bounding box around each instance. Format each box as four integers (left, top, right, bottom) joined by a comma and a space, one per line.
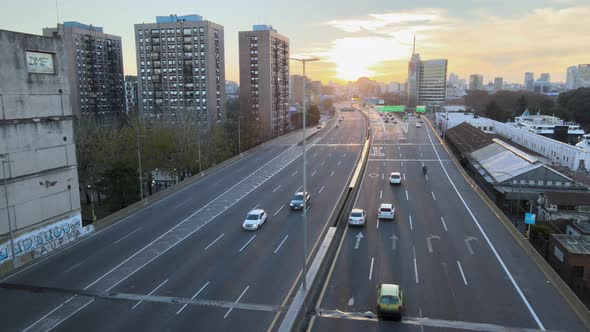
354, 232, 364, 249
464, 236, 477, 255
426, 235, 441, 253
391, 234, 398, 250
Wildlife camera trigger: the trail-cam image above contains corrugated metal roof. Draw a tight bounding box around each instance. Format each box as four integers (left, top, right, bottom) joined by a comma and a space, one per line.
553, 234, 590, 255
544, 191, 590, 206
471, 143, 541, 183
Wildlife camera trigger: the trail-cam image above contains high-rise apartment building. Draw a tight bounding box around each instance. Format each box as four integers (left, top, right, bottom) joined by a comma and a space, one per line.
239, 25, 289, 140
566, 66, 577, 90
124, 76, 138, 114
524, 72, 534, 90
539, 73, 550, 82
469, 74, 484, 90
43, 22, 125, 122
290, 75, 306, 104
135, 14, 226, 126
494, 77, 503, 92
575, 64, 590, 89
407, 39, 447, 108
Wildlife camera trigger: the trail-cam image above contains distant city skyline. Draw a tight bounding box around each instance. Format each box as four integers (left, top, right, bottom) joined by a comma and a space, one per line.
1, 1, 588, 84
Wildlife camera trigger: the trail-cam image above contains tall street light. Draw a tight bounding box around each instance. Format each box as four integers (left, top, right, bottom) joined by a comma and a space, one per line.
137, 134, 146, 204
290, 56, 319, 291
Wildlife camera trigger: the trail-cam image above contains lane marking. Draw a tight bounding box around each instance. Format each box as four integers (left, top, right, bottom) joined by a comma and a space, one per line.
425, 120, 545, 330
405, 190, 409, 200
369, 257, 375, 280
63, 261, 84, 274
274, 204, 285, 216
431, 192, 436, 201
319, 185, 325, 194
224, 285, 250, 319
297, 185, 303, 192
457, 261, 468, 286
176, 281, 210, 315
239, 235, 256, 252
321, 161, 326, 166
330, 171, 335, 177
312, 170, 317, 177
376, 218, 380, 229
274, 235, 289, 254
292, 171, 298, 176
403, 173, 406, 181
253, 203, 261, 210
401, 161, 404, 167
338, 161, 342, 166
328, 153, 332, 158
204, 233, 224, 250
413, 246, 419, 284
379, 190, 382, 199
343, 153, 347, 157
425, 174, 429, 181
272, 185, 282, 193
132, 278, 168, 309
381, 173, 384, 180
175, 199, 191, 208
440, 217, 448, 231
113, 227, 143, 245
213, 179, 224, 186
409, 215, 413, 231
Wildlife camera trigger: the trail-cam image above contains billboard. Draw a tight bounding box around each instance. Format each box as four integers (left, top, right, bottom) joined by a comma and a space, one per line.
376, 105, 405, 113
416, 106, 427, 113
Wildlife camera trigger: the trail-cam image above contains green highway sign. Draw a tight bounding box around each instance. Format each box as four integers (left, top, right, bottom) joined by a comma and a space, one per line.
416, 106, 427, 113
376, 105, 405, 113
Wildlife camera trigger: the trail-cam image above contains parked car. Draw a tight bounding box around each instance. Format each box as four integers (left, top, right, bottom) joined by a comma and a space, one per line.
290, 192, 310, 210
348, 208, 366, 226
242, 209, 268, 230
377, 284, 403, 320
389, 172, 401, 184
378, 203, 395, 220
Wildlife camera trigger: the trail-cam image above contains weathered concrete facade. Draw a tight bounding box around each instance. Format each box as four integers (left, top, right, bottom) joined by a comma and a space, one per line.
0, 29, 82, 265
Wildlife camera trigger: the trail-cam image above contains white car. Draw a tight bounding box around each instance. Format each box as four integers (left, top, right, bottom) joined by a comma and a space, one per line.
243, 209, 268, 230
378, 203, 395, 220
389, 172, 401, 184
348, 208, 366, 226
415, 122, 422, 128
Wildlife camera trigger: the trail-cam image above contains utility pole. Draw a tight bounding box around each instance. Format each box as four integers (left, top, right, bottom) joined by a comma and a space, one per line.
137, 135, 145, 204
1, 154, 15, 260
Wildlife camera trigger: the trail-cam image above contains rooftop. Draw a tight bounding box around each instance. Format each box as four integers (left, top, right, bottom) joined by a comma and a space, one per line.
253, 25, 277, 32
156, 14, 203, 23
544, 191, 590, 206
553, 234, 590, 255
63, 21, 103, 33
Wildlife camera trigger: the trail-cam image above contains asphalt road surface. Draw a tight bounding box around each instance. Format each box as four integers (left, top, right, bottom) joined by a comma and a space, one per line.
308, 109, 587, 332
0, 107, 366, 332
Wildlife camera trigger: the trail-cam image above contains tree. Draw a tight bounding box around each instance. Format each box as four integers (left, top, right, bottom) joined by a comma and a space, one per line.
307, 104, 321, 125
95, 161, 138, 212
464, 90, 490, 113
484, 101, 510, 122
516, 95, 528, 114
557, 88, 590, 131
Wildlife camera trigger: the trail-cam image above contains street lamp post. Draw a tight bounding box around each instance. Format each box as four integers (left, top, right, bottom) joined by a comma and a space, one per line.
1, 154, 16, 260
237, 114, 242, 156
87, 184, 96, 223
137, 134, 145, 204
290, 57, 319, 291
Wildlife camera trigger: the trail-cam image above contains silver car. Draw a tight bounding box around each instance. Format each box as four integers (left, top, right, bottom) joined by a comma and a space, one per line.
348, 208, 366, 226
242, 209, 268, 230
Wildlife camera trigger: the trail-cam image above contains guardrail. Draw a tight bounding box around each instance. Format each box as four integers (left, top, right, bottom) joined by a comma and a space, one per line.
279, 106, 373, 332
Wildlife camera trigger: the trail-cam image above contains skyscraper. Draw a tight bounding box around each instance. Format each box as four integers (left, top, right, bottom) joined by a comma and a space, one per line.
575, 64, 590, 89
135, 14, 226, 126
407, 37, 447, 108
43, 22, 125, 122
539, 73, 550, 82
494, 77, 503, 92
566, 66, 577, 90
524, 72, 534, 90
125, 76, 138, 114
469, 74, 484, 90
239, 25, 289, 140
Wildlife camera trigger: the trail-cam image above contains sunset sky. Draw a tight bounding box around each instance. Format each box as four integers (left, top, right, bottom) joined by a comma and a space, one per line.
2, 0, 589, 84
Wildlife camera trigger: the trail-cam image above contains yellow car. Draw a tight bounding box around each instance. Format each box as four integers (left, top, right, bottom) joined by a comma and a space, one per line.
376, 284, 403, 320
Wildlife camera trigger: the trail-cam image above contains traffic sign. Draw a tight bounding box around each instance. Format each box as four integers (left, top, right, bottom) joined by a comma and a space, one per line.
525, 213, 536, 225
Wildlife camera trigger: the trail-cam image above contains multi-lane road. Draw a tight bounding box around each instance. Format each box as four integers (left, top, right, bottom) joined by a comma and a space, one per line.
0, 109, 366, 331
309, 109, 587, 331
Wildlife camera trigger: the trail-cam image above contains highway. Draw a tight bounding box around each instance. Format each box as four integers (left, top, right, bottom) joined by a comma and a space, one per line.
0, 108, 366, 332
308, 108, 587, 332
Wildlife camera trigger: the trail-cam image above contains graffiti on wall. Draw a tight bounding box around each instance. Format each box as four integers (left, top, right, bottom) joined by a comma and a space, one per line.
0, 213, 93, 263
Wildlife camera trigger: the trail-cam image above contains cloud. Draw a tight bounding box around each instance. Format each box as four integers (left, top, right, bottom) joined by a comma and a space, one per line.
306, 5, 590, 83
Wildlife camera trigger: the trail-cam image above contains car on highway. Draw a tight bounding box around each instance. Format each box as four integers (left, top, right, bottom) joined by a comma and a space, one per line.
290, 192, 310, 210
317, 124, 322, 129
348, 208, 366, 226
336, 122, 340, 127
389, 172, 401, 184
416, 122, 422, 128
384, 120, 389, 123
377, 203, 395, 220
377, 283, 403, 320
242, 209, 268, 230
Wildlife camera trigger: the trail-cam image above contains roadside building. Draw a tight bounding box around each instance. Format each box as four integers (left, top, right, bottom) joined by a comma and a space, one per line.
538, 191, 590, 224
548, 234, 590, 307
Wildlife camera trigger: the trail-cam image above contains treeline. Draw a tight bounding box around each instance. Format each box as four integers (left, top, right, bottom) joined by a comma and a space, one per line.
465, 87, 590, 130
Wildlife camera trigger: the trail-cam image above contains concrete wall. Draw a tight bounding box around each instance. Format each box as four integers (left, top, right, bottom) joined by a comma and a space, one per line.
0, 29, 81, 260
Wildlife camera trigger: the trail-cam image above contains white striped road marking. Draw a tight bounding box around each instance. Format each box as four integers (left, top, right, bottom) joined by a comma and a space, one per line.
413, 247, 419, 284
369, 257, 375, 280
176, 281, 210, 315
328, 153, 332, 158
381, 173, 384, 180
253, 203, 260, 210
239, 235, 256, 252
425, 174, 429, 181
432, 192, 436, 200
338, 161, 342, 166
321, 161, 326, 166
175, 199, 191, 208
409, 215, 413, 230
403, 173, 406, 181
330, 171, 335, 177
204, 234, 224, 250
405, 190, 409, 200
272, 185, 281, 192
292, 171, 298, 176
224, 286, 250, 319
379, 190, 382, 199
113, 227, 143, 245
132, 279, 168, 309
312, 170, 317, 176
457, 261, 468, 286
319, 186, 325, 194
274, 204, 285, 216
441, 217, 448, 231
63, 261, 84, 273
274, 235, 289, 254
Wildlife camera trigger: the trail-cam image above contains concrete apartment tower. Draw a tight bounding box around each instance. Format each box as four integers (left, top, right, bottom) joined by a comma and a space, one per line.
494, 77, 503, 92
407, 36, 447, 108
0, 29, 84, 267
469, 74, 484, 90
239, 25, 289, 141
524, 72, 535, 91
135, 14, 226, 126
43, 22, 125, 123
